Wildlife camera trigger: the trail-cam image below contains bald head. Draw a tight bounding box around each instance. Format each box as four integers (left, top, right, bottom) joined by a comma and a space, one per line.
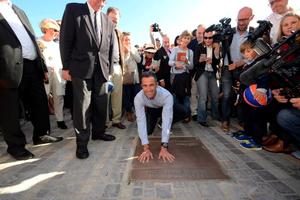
238, 7, 253, 19
237, 7, 254, 32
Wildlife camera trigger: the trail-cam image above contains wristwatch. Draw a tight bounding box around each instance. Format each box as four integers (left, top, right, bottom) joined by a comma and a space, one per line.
161, 142, 168, 149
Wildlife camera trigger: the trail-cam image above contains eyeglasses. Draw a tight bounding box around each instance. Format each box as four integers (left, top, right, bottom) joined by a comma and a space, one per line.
237, 18, 250, 22
204, 37, 213, 40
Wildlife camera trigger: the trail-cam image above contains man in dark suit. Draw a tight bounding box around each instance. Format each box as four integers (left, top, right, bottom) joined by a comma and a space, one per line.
60, 0, 116, 159
154, 35, 172, 91
0, 0, 63, 160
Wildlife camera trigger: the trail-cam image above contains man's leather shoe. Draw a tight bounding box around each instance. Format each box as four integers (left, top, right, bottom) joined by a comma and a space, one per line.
92, 133, 116, 141
34, 135, 63, 145
199, 122, 209, 127
262, 134, 278, 146
263, 139, 292, 153
76, 147, 89, 159
8, 149, 35, 160
221, 121, 229, 132
112, 122, 126, 129
192, 115, 197, 121
57, 121, 68, 129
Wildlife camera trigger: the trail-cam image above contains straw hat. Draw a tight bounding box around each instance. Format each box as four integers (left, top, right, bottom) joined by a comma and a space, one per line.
144, 44, 156, 53
39, 18, 60, 33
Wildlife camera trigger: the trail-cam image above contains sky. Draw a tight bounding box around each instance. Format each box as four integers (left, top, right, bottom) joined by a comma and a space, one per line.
13, 0, 300, 46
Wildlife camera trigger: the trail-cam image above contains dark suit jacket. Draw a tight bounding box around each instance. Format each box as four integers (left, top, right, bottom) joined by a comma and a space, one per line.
194, 44, 220, 81
154, 47, 171, 85
0, 5, 46, 89
60, 3, 115, 81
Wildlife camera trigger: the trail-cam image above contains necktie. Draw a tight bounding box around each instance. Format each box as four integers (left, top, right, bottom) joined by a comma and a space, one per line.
94, 11, 99, 44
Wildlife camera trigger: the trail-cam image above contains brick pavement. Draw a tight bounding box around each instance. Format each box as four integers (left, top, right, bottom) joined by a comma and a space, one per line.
0, 113, 299, 200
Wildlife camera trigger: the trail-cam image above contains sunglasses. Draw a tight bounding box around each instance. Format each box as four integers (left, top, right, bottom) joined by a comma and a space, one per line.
204, 37, 213, 40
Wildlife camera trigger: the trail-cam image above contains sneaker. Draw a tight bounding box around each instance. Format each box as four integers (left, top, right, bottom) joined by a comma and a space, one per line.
240, 139, 262, 150
233, 134, 251, 142
34, 135, 63, 145
221, 121, 229, 132
231, 130, 245, 137
291, 150, 300, 160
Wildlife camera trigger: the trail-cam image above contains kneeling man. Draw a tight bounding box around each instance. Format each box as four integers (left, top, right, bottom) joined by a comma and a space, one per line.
134, 71, 188, 163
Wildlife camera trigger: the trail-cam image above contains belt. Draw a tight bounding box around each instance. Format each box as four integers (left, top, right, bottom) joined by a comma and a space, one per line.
23, 58, 36, 63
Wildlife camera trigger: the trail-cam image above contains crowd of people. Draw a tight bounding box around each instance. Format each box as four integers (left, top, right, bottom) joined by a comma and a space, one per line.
0, 0, 299, 162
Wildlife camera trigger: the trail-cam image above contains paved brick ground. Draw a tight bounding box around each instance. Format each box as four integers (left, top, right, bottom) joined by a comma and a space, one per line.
0, 113, 299, 200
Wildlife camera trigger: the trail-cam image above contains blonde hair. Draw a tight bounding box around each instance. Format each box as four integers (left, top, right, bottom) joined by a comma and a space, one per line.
240, 40, 255, 54
179, 30, 192, 40
277, 12, 300, 41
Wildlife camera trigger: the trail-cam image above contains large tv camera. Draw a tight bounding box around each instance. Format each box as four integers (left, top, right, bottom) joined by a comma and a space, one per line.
206, 17, 235, 43
240, 30, 300, 99
247, 20, 273, 42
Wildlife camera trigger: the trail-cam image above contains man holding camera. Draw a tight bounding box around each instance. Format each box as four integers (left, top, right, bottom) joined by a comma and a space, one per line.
149, 23, 164, 50
220, 7, 254, 132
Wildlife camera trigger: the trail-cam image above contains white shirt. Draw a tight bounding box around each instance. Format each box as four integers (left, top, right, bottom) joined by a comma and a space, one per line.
134, 86, 173, 145
224, 30, 248, 65
87, 2, 101, 43
205, 46, 213, 71
266, 12, 287, 44
0, 0, 37, 60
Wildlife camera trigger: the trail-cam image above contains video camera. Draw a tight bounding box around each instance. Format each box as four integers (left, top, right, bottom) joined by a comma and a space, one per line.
206, 17, 235, 43
247, 20, 273, 42
240, 30, 300, 99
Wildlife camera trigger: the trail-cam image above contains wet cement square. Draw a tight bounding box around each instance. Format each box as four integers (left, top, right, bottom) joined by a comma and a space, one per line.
130, 137, 229, 181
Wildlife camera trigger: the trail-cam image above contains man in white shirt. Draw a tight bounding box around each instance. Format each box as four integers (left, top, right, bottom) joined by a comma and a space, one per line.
134, 71, 189, 163
0, 0, 63, 160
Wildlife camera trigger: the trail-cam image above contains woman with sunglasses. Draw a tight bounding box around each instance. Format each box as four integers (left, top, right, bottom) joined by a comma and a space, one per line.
194, 30, 221, 127
37, 18, 67, 130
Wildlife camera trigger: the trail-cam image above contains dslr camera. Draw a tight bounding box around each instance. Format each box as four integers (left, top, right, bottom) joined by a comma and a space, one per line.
152, 23, 160, 32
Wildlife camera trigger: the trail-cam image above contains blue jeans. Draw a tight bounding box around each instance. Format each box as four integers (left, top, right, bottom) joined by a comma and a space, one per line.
173, 94, 191, 117
277, 108, 300, 143
123, 84, 141, 112
196, 71, 219, 122
221, 68, 232, 122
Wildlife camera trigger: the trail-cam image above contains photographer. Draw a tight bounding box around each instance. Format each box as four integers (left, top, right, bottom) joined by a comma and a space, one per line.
220, 7, 254, 132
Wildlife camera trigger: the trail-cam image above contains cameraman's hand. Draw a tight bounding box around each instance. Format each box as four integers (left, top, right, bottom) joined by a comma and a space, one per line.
272, 89, 288, 103
158, 147, 175, 163
290, 98, 300, 110
228, 63, 237, 71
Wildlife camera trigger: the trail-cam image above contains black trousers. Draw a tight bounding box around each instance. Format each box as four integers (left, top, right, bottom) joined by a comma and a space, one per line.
0, 59, 50, 152
146, 102, 189, 135
72, 62, 107, 147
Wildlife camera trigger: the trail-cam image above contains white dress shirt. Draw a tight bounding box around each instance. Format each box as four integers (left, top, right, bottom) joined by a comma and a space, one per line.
0, 0, 37, 60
